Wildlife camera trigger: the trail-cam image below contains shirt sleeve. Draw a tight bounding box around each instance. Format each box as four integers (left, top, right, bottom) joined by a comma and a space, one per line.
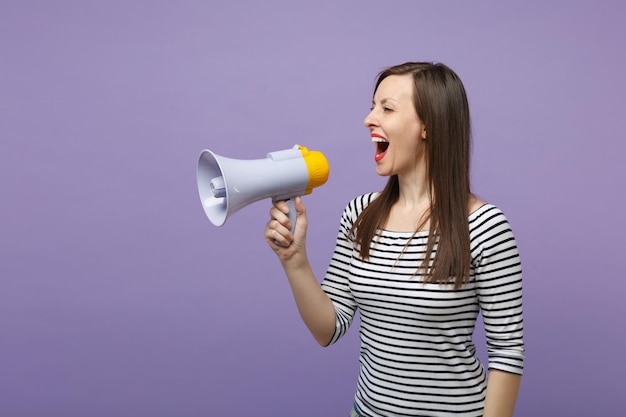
471, 206, 525, 375
320, 195, 372, 345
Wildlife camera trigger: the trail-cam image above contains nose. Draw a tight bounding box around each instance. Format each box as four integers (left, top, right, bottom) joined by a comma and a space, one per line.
364, 108, 378, 129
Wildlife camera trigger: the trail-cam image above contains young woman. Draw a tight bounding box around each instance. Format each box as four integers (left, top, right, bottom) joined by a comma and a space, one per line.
265, 62, 524, 417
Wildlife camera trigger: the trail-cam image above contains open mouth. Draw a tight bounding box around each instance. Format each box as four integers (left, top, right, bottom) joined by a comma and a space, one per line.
372, 135, 389, 161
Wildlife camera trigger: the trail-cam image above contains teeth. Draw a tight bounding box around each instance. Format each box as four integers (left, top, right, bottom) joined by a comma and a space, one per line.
371, 137, 388, 143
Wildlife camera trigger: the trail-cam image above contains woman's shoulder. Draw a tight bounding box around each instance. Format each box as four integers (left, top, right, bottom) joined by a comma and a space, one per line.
468, 200, 515, 236
343, 192, 379, 215
469, 195, 485, 214
337, 192, 380, 230
350, 192, 379, 207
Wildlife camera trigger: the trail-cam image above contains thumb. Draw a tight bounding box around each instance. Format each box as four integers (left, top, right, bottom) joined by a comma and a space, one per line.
294, 196, 307, 218
291, 196, 308, 240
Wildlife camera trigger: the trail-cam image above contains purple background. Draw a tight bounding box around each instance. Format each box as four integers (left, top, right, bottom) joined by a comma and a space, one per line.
2, 1, 625, 416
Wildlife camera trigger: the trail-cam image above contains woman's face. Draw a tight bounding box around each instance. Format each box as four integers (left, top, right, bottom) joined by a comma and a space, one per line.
364, 74, 427, 178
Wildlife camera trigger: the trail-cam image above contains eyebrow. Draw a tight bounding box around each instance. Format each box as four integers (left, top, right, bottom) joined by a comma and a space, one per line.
372, 97, 398, 106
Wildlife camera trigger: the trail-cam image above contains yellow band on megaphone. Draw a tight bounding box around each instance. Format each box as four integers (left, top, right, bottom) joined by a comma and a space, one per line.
296, 145, 330, 195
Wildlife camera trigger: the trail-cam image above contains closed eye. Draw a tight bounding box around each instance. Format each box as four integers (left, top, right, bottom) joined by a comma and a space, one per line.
369, 103, 394, 112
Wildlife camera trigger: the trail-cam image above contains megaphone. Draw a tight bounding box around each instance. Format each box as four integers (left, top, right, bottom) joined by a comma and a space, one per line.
197, 144, 330, 232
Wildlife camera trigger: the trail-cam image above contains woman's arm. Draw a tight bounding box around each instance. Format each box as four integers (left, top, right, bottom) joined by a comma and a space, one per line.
265, 197, 336, 346
483, 370, 521, 417
472, 206, 525, 415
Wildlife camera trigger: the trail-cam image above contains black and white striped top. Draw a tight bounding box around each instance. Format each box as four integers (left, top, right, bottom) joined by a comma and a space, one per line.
321, 193, 525, 417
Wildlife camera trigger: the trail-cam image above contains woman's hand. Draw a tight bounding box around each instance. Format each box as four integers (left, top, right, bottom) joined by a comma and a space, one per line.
265, 197, 308, 262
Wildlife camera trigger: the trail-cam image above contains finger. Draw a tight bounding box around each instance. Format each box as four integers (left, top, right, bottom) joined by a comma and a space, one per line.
266, 217, 293, 240
269, 207, 292, 230
272, 200, 291, 214
267, 226, 292, 247
273, 218, 292, 236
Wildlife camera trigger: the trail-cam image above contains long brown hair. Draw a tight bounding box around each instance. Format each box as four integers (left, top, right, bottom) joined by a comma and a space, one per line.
351, 62, 472, 289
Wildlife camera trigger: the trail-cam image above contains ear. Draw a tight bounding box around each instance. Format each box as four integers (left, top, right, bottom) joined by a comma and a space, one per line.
421, 127, 427, 140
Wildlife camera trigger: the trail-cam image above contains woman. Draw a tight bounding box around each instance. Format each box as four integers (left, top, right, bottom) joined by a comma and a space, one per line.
265, 62, 524, 417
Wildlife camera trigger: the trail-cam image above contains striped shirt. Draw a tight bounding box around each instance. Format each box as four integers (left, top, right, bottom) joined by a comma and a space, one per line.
321, 193, 525, 417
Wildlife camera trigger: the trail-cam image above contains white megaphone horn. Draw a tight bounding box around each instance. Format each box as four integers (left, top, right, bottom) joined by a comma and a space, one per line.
196, 144, 330, 232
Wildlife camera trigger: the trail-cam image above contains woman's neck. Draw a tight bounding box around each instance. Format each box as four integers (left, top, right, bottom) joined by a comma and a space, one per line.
395, 166, 431, 209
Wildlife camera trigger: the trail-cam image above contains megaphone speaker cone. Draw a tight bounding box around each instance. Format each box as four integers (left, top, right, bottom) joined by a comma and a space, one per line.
197, 150, 229, 226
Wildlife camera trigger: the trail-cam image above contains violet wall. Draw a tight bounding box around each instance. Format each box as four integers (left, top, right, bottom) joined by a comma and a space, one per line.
2, 1, 625, 416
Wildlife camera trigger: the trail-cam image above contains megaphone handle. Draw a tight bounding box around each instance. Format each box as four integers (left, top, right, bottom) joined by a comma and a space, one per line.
273, 199, 297, 247
286, 198, 297, 234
